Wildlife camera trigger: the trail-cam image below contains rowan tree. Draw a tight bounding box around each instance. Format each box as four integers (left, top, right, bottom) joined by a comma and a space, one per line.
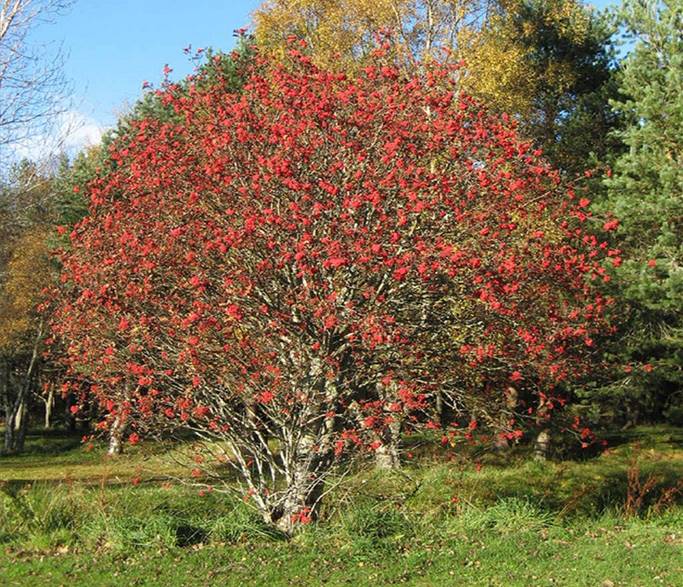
52, 43, 611, 534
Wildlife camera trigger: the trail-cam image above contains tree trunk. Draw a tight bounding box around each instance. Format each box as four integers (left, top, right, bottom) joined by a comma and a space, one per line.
534, 429, 551, 461
534, 390, 551, 461
495, 386, 519, 453
4, 378, 28, 454
14, 400, 24, 431
271, 434, 326, 536
373, 380, 402, 470
270, 381, 336, 536
435, 390, 444, 426
375, 419, 402, 470
107, 415, 126, 455
4, 422, 14, 454
43, 383, 54, 429
3, 367, 14, 454
273, 481, 315, 536
13, 404, 28, 453
3, 321, 42, 453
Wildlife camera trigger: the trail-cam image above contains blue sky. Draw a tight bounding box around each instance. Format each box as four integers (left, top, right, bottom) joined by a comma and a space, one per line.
32, 1, 260, 134
29, 0, 617, 153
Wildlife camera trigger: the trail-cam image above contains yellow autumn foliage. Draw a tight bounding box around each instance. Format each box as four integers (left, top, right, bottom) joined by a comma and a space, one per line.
253, 0, 489, 70
457, 22, 537, 117
0, 228, 54, 353
459, 0, 596, 118
253, 0, 597, 122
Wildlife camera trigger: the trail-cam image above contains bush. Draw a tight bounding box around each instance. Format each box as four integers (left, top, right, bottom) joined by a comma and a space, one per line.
53, 38, 612, 535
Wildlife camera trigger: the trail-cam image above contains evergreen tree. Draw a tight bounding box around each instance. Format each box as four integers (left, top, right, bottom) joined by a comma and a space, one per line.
492, 0, 619, 174
599, 0, 682, 424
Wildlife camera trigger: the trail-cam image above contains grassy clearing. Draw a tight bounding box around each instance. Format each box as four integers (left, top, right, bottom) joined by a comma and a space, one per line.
0, 429, 184, 483
0, 426, 681, 586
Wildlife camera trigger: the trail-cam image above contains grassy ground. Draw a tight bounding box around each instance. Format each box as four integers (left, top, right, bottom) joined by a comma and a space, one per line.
0, 429, 184, 484
1, 426, 681, 586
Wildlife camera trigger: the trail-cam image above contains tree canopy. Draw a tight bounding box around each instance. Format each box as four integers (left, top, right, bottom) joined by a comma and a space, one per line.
52, 45, 612, 533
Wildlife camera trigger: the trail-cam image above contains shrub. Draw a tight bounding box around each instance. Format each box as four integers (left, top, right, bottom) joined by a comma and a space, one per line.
53, 40, 611, 534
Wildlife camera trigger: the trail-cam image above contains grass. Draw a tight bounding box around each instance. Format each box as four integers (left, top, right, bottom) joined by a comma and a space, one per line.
0, 428, 184, 484
0, 425, 681, 586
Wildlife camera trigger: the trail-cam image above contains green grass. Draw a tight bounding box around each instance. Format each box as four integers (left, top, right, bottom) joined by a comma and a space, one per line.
0, 428, 184, 483
1, 425, 681, 586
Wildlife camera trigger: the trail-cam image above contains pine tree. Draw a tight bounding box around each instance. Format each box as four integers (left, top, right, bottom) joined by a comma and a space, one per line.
600, 0, 683, 423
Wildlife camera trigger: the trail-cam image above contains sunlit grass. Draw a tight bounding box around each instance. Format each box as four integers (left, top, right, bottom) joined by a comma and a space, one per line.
0, 425, 681, 586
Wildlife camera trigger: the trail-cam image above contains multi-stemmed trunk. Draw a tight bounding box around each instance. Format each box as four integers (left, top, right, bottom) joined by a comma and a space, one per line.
4, 379, 31, 454
239, 371, 341, 537
3, 394, 27, 454
271, 433, 329, 535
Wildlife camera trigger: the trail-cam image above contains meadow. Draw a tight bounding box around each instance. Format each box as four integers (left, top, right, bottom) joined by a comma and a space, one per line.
1, 426, 681, 586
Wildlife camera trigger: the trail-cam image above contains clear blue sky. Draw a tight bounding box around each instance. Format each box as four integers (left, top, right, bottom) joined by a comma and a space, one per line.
32, 0, 617, 137
33, 0, 261, 131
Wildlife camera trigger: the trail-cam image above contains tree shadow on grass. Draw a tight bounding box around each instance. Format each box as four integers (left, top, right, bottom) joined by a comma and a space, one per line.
475, 449, 683, 517
562, 424, 683, 462
175, 524, 209, 547
6, 428, 84, 457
